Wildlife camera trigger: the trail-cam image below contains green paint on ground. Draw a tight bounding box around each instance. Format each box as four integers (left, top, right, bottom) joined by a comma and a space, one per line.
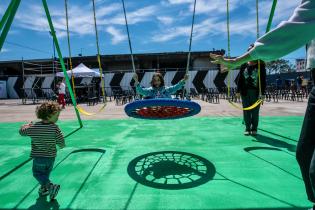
0, 116, 309, 209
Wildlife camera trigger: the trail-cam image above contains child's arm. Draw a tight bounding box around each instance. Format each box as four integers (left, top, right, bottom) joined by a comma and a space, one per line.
135, 84, 153, 96
165, 80, 185, 95
56, 127, 65, 149
19, 123, 32, 136
165, 74, 188, 94
133, 73, 152, 96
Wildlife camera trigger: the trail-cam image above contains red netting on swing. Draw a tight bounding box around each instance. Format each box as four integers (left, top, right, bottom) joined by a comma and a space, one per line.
136, 106, 191, 118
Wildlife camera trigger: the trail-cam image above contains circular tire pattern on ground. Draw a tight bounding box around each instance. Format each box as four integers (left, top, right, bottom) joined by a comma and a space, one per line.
127, 151, 216, 189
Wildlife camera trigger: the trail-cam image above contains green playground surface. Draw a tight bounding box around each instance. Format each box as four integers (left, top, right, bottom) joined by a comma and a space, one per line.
0, 116, 309, 210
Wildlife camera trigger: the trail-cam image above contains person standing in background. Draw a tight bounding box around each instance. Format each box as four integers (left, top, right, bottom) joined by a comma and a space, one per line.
56, 79, 66, 109
210, 1, 315, 207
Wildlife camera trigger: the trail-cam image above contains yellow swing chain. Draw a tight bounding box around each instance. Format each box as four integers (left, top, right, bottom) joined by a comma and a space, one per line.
226, 0, 263, 111
64, 0, 107, 116
92, 0, 106, 105
65, 0, 76, 99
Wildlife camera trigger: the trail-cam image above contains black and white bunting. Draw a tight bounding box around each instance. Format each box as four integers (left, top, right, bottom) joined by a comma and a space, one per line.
2, 70, 242, 99
193, 71, 208, 93
204, 70, 217, 89
7, 77, 20, 99
120, 72, 134, 91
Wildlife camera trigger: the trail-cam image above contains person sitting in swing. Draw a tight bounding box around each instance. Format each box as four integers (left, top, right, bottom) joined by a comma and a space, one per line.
132, 72, 188, 99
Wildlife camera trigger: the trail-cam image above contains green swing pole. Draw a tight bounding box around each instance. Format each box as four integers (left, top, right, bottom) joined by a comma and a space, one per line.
0, 0, 21, 52
265, 0, 277, 33
0, 0, 15, 32
42, 0, 83, 127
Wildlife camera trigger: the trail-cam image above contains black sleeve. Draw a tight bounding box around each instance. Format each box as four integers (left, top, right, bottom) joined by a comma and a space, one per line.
311, 68, 315, 84
259, 60, 267, 95
236, 64, 246, 93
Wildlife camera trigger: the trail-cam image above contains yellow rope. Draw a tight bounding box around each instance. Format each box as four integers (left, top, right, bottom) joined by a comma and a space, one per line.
228, 99, 262, 111
64, 0, 107, 116
226, 0, 263, 111
76, 104, 107, 116
65, 0, 76, 99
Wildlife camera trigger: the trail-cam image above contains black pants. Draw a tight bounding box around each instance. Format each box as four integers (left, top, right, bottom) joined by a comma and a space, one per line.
296, 87, 315, 202
241, 89, 260, 131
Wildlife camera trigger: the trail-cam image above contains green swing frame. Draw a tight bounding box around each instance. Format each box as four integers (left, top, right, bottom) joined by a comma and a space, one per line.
0, 0, 84, 136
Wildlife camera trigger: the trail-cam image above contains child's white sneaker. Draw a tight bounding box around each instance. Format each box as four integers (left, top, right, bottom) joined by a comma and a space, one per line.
244, 130, 250, 136
49, 184, 60, 201
38, 185, 50, 196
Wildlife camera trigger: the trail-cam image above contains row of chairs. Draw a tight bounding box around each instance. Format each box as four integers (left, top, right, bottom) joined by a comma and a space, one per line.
199, 86, 313, 104
21, 88, 57, 104
200, 88, 222, 104
264, 87, 311, 102
112, 89, 135, 106
28, 85, 312, 107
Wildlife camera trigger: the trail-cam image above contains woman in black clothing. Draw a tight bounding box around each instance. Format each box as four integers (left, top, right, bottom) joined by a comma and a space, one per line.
296, 39, 315, 208
236, 45, 266, 136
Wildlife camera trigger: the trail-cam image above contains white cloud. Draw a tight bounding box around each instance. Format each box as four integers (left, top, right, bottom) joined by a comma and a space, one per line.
96, 3, 122, 17
239, 0, 300, 31
12, 2, 157, 40
193, 0, 238, 14
167, 0, 239, 14
157, 16, 174, 25
182, 0, 300, 23
168, 0, 193, 4
15, 5, 61, 36
108, 5, 158, 25
151, 20, 219, 43
258, 0, 300, 22
152, 13, 260, 43
3, 0, 304, 57
1, 48, 9, 53
94, 0, 108, 5
8, 30, 20, 35
152, 25, 191, 42
154, 0, 301, 44
106, 26, 127, 44
0, 2, 10, 15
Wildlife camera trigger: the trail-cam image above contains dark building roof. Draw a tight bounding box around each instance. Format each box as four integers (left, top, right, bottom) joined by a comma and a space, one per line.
0, 50, 225, 76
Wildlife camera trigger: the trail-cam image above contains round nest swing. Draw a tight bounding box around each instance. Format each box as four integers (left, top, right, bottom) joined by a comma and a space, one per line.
124, 98, 201, 120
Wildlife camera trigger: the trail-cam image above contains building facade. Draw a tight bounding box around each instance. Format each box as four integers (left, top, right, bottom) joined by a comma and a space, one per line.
0, 50, 245, 99
296, 58, 306, 72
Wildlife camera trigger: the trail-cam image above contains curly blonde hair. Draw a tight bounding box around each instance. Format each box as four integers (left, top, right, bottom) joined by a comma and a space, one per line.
36, 102, 61, 120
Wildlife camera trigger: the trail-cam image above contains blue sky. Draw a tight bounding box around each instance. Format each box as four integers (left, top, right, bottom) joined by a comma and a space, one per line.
0, 0, 305, 62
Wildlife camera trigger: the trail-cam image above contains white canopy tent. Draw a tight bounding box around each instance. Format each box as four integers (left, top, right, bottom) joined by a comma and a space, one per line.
56, 63, 103, 78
